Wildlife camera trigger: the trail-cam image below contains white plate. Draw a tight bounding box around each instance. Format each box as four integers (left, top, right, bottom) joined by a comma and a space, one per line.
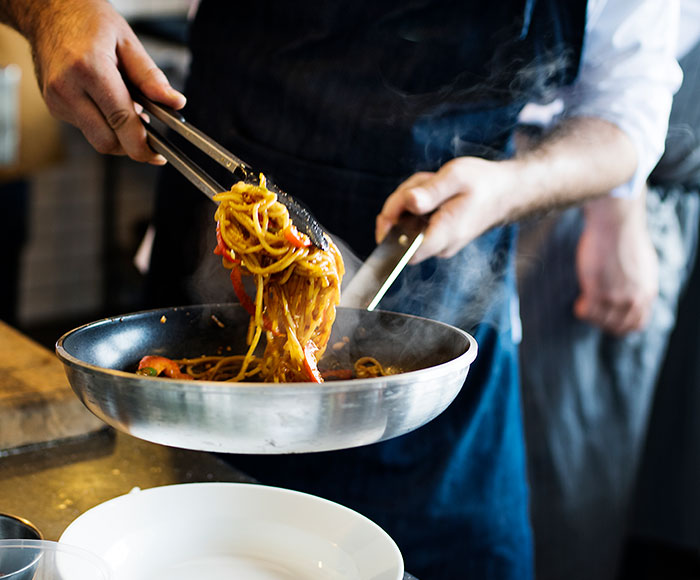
59, 483, 403, 580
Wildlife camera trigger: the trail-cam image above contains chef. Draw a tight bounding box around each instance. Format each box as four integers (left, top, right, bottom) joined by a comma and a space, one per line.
0, 0, 681, 578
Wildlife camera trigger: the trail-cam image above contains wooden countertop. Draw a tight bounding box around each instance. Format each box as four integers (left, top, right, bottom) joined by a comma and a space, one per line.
0, 430, 254, 541
0, 320, 105, 453
0, 323, 255, 541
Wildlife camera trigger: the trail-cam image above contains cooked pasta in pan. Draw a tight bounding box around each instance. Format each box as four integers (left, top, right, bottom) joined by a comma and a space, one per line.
135, 177, 398, 383
211, 175, 343, 382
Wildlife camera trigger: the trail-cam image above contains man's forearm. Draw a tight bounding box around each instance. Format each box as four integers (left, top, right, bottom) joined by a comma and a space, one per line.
1, 0, 184, 164
504, 116, 638, 223
376, 114, 640, 260
0, 0, 46, 41
0, 1, 93, 47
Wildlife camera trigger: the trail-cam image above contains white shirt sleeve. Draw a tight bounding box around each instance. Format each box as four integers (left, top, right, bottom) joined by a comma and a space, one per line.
678, 0, 700, 58
558, 0, 682, 197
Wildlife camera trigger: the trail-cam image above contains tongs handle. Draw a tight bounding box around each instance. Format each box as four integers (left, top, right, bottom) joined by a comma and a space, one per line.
134, 88, 253, 181
143, 124, 225, 201
130, 85, 329, 251
340, 213, 426, 311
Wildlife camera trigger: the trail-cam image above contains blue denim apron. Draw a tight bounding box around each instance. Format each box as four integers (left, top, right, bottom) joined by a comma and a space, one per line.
148, 2, 586, 577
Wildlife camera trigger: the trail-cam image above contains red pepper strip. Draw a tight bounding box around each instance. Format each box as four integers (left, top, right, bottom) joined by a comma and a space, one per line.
302, 341, 323, 383
229, 267, 284, 337
213, 222, 239, 264
137, 355, 192, 379
230, 266, 256, 317
283, 224, 311, 248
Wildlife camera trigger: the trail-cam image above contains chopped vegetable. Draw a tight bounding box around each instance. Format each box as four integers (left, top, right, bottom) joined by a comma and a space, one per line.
302, 341, 323, 383
230, 266, 256, 317
136, 355, 192, 379
213, 221, 239, 264
282, 224, 311, 249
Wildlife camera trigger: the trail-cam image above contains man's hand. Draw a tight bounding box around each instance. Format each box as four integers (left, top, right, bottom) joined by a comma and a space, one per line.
375, 157, 516, 263
376, 117, 638, 264
3, 0, 185, 164
574, 191, 658, 335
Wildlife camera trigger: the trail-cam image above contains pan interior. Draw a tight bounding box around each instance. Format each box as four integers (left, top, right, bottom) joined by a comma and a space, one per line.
59, 305, 472, 378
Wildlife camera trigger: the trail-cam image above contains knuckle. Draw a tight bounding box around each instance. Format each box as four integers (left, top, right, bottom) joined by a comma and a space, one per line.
629, 296, 645, 313
443, 159, 461, 178
138, 67, 169, 94
43, 75, 71, 106
598, 292, 619, 308
144, 66, 167, 84
90, 132, 120, 155
578, 306, 593, 321
69, 54, 98, 81
437, 202, 461, 226
43, 54, 96, 105
105, 108, 132, 131
403, 189, 426, 212
42, 88, 64, 117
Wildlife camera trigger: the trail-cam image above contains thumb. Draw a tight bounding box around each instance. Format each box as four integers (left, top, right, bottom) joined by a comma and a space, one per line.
118, 35, 186, 109
573, 294, 588, 320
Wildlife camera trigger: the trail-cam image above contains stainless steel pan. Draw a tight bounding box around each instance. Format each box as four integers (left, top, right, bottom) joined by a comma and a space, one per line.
56, 304, 477, 454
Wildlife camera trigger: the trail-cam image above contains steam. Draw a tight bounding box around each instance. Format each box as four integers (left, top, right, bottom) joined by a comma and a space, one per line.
180, 16, 575, 342
362, 51, 574, 336
366, 231, 516, 337
187, 213, 236, 304
510, 49, 576, 106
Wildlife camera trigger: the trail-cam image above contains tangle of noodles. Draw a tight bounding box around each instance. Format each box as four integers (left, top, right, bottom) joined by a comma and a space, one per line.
161, 353, 394, 382
215, 175, 343, 382
136, 177, 398, 383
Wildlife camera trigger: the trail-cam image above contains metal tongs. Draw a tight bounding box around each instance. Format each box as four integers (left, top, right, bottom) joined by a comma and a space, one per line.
130, 86, 328, 251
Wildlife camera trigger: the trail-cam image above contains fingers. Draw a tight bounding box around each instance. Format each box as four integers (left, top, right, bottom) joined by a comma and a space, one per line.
41, 27, 181, 164
43, 71, 128, 157
118, 34, 186, 110
376, 172, 434, 243
573, 198, 659, 336
574, 292, 652, 336
86, 65, 165, 163
88, 32, 184, 163
376, 162, 470, 243
44, 59, 169, 164
411, 197, 466, 263
376, 176, 457, 262
376, 159, 507, 262
617, 306, 646, 335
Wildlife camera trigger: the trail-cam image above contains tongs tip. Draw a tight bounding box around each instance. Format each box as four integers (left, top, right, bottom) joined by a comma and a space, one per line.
269, 185, 329, 251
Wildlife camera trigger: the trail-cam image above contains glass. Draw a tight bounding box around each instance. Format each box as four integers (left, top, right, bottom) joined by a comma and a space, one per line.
0, 64, 21, 166
0, 540, 111, 580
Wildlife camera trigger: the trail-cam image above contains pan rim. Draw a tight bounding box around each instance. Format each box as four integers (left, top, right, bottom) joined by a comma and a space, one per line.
55, 303, 478, 392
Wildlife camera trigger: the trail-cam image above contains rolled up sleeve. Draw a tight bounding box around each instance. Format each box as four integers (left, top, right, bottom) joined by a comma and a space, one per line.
560, 0, 682, 197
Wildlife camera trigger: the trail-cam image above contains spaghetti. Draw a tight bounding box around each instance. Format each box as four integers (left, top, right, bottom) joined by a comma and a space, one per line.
136, 177, 397, 383
138, 176, 342, 382
211, 175, 343, 382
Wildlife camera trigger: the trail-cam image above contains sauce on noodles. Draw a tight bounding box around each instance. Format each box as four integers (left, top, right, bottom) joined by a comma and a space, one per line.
136, 177, 395, 383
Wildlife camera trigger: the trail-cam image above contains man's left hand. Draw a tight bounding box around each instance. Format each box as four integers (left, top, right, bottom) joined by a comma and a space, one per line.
574, 191, 658, 335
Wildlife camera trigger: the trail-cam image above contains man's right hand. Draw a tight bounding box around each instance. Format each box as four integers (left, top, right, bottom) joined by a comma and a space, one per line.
15, 0, 186, 164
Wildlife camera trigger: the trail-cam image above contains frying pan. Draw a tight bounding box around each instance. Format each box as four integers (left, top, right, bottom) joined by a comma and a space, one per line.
56, 304, 477, 454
